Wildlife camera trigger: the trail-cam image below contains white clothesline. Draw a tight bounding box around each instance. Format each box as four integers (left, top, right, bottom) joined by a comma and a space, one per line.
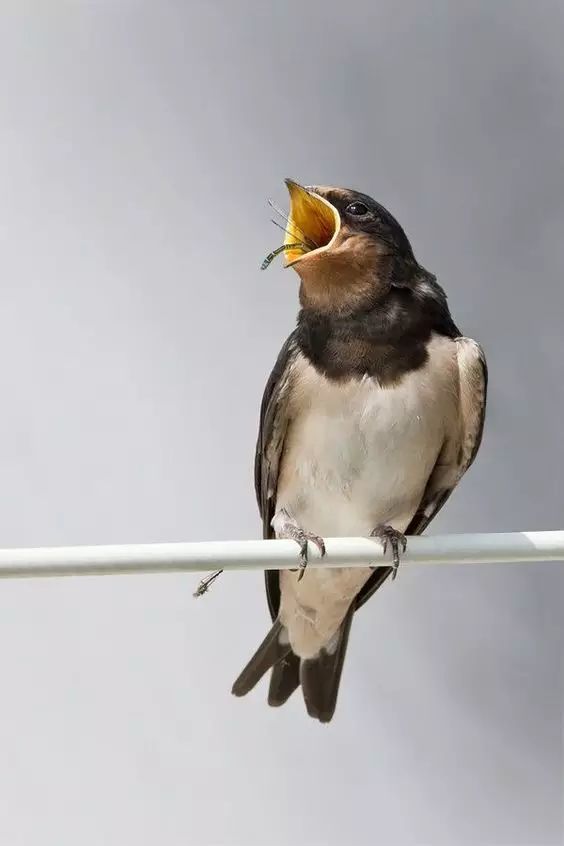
0, 531, 562, 580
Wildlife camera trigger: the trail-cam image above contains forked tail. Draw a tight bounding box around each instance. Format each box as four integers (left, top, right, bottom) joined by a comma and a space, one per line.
231, 606, 355, 723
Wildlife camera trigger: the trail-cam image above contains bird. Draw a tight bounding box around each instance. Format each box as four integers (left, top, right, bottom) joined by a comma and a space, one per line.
231, 179, 487, 723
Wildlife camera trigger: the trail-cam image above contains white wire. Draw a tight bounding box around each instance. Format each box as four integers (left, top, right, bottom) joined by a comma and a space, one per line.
0, 531, 562, 580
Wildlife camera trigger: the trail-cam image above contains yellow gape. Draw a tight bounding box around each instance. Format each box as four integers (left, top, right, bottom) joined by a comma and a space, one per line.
283, 180, 341, 266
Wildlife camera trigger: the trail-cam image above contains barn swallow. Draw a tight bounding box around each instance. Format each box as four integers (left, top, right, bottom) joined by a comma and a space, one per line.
231, 180, 487, 722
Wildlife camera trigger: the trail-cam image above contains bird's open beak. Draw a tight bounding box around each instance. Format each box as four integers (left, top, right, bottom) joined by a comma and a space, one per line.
283, 180, 341, 267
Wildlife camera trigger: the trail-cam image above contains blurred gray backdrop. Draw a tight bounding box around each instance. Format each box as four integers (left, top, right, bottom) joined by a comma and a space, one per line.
0, 2, 563, 845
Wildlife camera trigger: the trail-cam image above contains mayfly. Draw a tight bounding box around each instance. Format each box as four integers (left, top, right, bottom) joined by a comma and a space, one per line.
261, 242, 308, 271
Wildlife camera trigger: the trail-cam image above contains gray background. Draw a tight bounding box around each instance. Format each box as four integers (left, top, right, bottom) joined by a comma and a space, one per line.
0, 2, 563, 844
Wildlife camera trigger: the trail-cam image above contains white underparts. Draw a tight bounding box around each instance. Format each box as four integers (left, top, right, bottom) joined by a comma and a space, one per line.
273, 333, 461, 659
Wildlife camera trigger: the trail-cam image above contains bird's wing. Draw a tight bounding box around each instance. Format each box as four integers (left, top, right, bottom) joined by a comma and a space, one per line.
253, 332, 301, 620
355, 336, 488, 610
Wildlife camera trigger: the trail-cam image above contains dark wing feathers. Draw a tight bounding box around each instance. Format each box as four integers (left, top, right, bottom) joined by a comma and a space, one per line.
253, 332, 300, 620
251, 333, 302, 701
255, 331, 299, 539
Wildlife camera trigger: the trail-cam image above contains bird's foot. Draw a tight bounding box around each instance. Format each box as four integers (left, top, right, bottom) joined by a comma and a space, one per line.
273, 509, 326, 581
193, 568, 223, 598
370, 525, 407, 581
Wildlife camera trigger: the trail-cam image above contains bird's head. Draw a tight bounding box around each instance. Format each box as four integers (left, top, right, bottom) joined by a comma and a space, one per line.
266, 179, 422, 315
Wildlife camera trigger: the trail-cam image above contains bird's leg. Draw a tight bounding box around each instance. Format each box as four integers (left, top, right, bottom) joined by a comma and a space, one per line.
272, 508, 326, 581
370, 525, 407, 581
193, 568, 223, 598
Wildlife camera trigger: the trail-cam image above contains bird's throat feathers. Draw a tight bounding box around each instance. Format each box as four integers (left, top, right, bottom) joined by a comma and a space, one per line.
295, 275, 460, 387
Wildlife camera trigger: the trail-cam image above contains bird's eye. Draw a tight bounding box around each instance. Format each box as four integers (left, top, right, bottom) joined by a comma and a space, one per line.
346, 202, 369, 216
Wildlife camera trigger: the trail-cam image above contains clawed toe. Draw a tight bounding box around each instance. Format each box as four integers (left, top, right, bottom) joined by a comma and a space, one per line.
370, 525, 407, 580
297, 531, 326, 580
272, 509, 326, 581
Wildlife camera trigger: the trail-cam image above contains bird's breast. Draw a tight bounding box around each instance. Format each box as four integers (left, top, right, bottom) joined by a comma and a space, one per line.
276, 334, 458, 537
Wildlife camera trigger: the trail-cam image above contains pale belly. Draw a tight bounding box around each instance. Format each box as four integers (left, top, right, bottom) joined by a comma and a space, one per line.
276, 365, 450, 538
273, 336, 459, 658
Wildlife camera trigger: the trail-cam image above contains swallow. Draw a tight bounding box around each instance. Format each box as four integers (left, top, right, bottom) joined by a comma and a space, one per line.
231, 180, 487, 722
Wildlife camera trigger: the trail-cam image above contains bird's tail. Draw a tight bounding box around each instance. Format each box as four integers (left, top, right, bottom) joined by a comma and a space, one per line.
231, 620, 291, 698
299, 605, 354, 723
231, 606, 355, 723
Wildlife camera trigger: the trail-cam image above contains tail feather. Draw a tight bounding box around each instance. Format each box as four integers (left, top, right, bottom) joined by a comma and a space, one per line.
268, 653, 300, 707
300, 605, 355, 723
232, 606, 355, 723
232, 620, 290, 697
